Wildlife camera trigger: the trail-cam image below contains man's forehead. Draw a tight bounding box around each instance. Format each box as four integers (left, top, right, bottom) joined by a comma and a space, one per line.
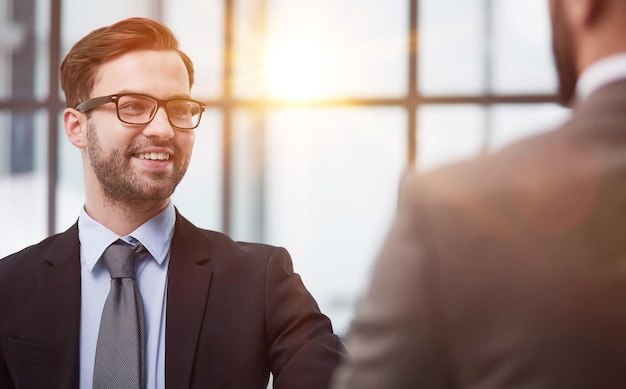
91, 50, 190, 95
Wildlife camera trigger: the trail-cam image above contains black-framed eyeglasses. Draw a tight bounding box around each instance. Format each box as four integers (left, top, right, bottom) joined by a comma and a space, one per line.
75, 93, 206, 130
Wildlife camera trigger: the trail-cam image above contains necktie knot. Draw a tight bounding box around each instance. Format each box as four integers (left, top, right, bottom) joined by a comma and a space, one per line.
102, 240, 142, 279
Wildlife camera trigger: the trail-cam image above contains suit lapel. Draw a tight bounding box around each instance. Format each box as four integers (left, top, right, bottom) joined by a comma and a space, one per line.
35, 224, 81, 387
165, 213, 213, 387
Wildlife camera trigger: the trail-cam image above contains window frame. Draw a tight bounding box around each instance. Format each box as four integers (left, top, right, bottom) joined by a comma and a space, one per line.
0, 0, 560, 237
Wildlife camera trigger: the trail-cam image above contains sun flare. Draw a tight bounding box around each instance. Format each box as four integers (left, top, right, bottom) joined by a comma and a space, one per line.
264, 40, 329, 102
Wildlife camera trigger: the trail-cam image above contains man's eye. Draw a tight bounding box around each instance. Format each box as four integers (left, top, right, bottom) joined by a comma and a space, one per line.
116, 97, 156, 122
120, 102, 148, 113
169, 104, 192, 117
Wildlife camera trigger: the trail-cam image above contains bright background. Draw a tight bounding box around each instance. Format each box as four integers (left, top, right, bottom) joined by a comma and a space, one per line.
0, 0, 570, 336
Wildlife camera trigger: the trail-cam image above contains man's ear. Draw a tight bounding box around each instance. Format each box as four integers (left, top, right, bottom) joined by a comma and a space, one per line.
570, 0, 605, 27
63, 108, 87, 148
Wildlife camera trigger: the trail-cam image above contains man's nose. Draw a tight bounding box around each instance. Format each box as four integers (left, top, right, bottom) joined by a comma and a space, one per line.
143, 106, 174, 139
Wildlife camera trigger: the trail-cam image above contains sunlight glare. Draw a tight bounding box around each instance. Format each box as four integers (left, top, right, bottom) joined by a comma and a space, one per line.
264, 39, 330, 101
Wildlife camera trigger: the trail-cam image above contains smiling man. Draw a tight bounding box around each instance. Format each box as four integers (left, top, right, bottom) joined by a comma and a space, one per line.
0, 17, 344, 389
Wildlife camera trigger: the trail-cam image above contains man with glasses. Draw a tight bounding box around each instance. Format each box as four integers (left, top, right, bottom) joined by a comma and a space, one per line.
0, 17, 344, 388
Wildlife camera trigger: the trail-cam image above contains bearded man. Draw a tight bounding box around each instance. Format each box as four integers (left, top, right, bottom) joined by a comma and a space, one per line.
332, 0, 626, 387
0, 17, 344, 389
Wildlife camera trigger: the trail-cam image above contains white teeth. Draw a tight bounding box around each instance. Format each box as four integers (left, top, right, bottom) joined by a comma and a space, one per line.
139, 153, 170, 161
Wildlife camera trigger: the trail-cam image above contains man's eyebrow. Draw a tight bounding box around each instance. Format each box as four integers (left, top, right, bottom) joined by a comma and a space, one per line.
168, 94, 193, 100
112, 91, 192, 100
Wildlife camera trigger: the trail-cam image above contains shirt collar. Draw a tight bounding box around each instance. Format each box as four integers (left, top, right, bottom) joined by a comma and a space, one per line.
78, 201, 176, 272
577, 52, 626, 102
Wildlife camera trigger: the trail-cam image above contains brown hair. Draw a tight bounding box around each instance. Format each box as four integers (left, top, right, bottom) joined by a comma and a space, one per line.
60, 17, 195, 108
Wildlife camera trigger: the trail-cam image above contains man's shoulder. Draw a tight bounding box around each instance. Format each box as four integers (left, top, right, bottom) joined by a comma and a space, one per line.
0, 226, 78, 285
1, 228, 74, 263
399, 119, 613, 240
173, 213, 285, 263
197, 226, 279, 255
403, 134, 541, 199
397, 127, 583, 228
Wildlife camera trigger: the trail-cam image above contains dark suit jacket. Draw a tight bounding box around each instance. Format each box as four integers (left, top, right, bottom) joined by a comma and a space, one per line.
332, 79, 626, 388
0, 211, 344, 388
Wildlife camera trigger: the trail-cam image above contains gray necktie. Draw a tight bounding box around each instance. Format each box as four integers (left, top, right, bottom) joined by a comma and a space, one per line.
93, 240, 146, 389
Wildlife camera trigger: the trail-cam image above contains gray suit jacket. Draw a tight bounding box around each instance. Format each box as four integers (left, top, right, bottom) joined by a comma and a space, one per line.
0, 211, 345, 388
333, 79, 626, 388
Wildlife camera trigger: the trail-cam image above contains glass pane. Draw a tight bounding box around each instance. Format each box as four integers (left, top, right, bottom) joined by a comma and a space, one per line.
489, 103, 571, 150
491, 0, 557, 94
231, 109, 267, 243
233, 0, 267, 99
0, 0, 50, 99
417, 105, 486, 171
61, 0, 156, 57
0, 110, 48, 257
235, 0, 408, 100
418, 0, 487, 95
252, 107, 406, 335
162, 0, 223, 99
0, 7, 13, 99
34, 0, 51, 99
172, 110, 223, 231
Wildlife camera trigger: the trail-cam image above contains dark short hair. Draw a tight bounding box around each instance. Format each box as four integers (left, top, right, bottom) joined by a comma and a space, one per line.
60, 17, 195, 108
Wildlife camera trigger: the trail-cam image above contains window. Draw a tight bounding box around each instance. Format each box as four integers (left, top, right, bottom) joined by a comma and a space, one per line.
0, 0, 567, 335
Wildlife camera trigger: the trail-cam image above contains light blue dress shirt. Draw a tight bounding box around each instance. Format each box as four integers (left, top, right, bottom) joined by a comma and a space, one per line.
78, 201, 175, 389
